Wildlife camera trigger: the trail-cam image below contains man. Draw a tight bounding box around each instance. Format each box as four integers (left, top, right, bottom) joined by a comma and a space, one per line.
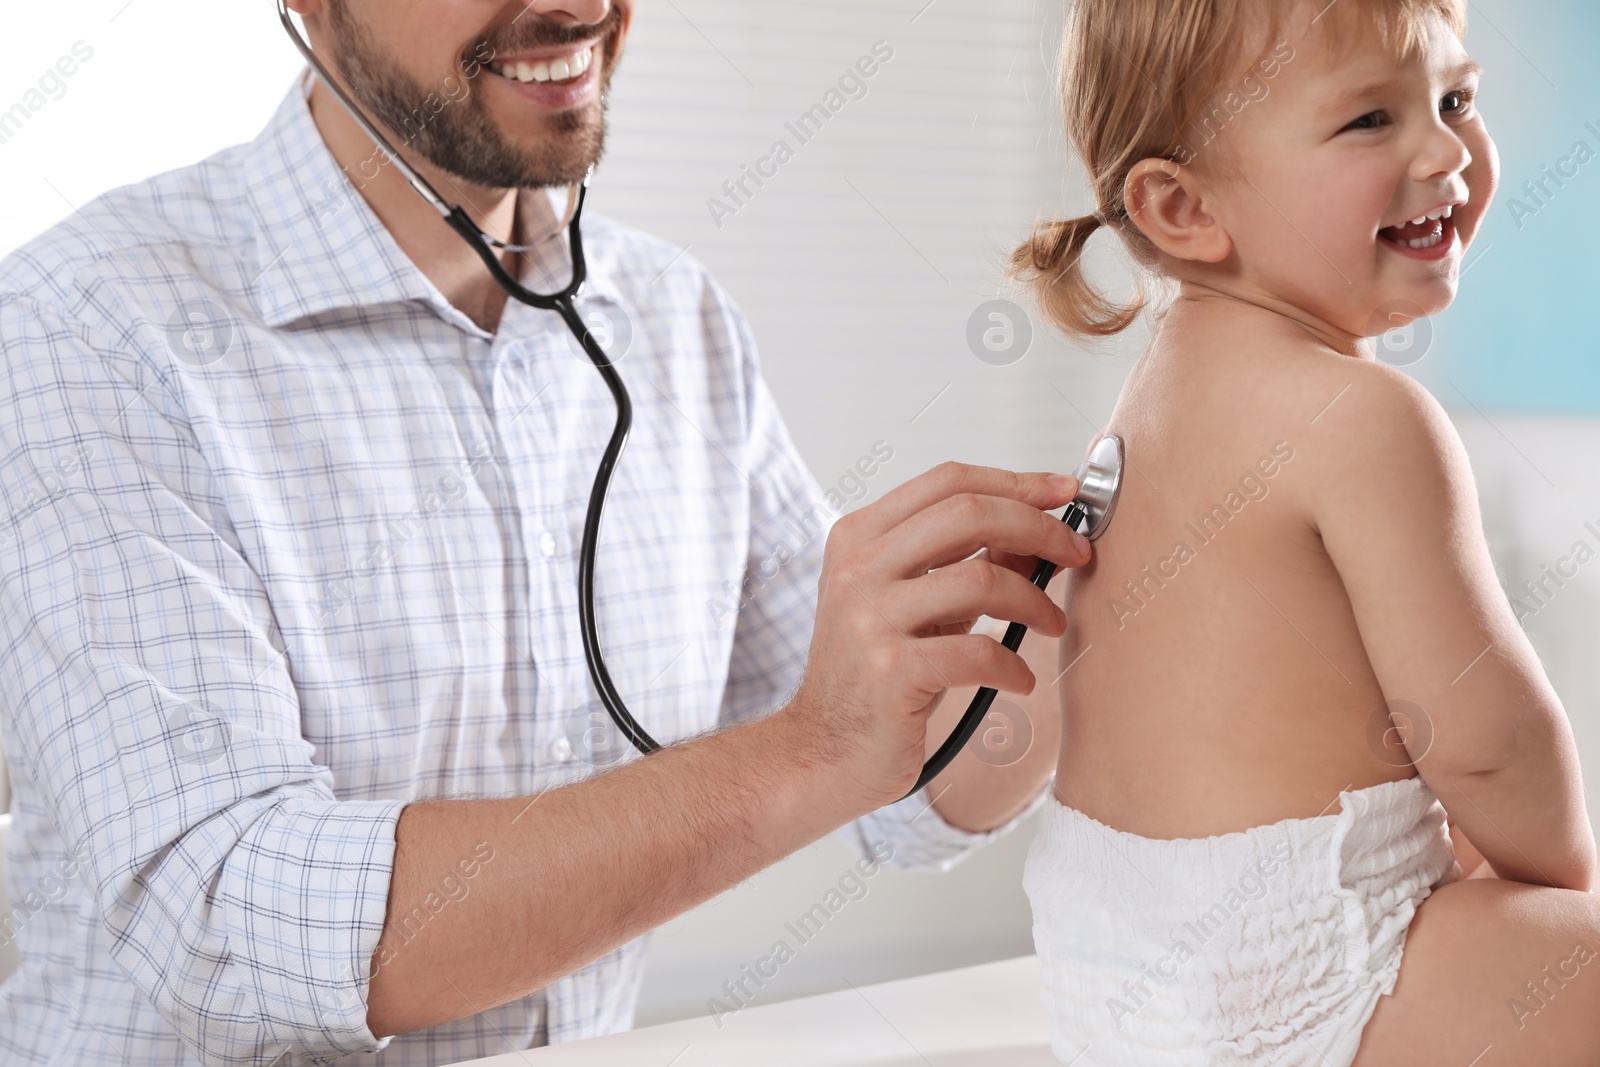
0, 1, 1090, 1063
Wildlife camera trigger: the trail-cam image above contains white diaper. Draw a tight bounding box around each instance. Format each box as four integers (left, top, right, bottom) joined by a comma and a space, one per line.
1022, 776, 1458, 1066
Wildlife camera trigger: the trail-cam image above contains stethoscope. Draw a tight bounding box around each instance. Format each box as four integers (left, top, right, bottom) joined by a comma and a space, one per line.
278, 2, 1126, 802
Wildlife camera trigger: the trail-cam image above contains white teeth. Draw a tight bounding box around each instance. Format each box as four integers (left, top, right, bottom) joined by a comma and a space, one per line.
1400, 206, 1456, 226
494, 47, 594, 85
1405, 232, 1443, 249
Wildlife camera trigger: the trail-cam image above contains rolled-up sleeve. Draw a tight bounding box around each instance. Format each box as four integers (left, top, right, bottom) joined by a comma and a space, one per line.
0, 295, 402, 1065
708, 290, 1039, 874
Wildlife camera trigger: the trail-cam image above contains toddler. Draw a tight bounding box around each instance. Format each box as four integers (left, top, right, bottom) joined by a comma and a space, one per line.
1014, 1, 1600, 1063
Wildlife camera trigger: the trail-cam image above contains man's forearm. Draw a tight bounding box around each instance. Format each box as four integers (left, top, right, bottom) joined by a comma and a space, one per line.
365, 708, 858, 1038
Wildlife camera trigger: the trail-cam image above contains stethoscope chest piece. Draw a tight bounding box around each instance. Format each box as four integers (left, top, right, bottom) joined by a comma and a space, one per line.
1072, 434, 1125, 542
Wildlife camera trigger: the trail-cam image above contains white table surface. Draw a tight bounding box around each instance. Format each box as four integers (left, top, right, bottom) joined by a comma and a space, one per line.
442, 954, 1059, 1066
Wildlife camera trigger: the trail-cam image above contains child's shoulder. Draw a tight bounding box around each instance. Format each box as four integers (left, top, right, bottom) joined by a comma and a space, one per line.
1230, 335, 1471, 517
1173, 314, 1445, 445
1233, 331, 1443, 427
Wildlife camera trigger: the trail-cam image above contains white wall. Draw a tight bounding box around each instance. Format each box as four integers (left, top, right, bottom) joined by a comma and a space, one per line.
0, 2, 302, 253
636, 811, 1042, 1027
597, 0, 1135, 485
1456, 414, 1600, 830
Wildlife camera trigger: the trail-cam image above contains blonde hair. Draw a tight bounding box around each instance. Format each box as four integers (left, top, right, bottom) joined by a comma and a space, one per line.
1013, 0, 1467, 340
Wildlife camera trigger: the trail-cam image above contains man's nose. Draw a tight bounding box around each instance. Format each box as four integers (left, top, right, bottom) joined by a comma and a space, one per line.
509, 0, 612, 27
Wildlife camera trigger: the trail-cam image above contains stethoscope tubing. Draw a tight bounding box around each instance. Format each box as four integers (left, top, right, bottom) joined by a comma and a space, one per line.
456, 187, 1077, 801
441, 200, 665, 758
903, 501, 1088, 800
279, 0, 1073, 805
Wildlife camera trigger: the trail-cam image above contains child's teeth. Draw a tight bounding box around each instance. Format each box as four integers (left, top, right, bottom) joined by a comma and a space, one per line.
1406, 206, 1456, 225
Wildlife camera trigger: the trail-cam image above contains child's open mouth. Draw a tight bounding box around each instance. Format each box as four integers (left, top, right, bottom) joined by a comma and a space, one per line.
1378, 205, 1458, 260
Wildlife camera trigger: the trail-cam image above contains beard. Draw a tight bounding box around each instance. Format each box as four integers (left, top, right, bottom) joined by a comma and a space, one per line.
324, 2, 623, 189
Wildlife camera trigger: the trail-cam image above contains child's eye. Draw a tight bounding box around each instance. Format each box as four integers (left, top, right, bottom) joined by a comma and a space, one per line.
1344, 111, 1386, 132
1441, 87, 1477, 118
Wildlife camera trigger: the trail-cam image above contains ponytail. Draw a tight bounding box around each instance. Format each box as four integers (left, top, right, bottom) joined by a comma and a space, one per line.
1009, 213, 1145, 341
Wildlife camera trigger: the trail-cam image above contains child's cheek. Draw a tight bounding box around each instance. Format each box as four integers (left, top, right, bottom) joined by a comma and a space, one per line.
1303, 160, 1388, 261
1460, 125, 1499, 245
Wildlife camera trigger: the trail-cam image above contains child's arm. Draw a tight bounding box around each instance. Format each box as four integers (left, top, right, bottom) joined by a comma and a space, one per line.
1304, 362, 1595, 892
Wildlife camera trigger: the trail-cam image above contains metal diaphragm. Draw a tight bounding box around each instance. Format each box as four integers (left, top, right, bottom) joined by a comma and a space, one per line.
1071, 434, 1125, 541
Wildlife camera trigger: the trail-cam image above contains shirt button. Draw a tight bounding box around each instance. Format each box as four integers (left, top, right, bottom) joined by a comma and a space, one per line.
550, 735, 574, 762
539, 531, 557, 558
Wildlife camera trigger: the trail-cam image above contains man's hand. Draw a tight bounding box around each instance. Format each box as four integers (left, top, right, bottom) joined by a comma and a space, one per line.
776, 462, 1092, 812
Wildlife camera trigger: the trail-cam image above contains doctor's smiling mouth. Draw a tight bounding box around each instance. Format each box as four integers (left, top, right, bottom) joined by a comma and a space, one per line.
310, 0, 631, 190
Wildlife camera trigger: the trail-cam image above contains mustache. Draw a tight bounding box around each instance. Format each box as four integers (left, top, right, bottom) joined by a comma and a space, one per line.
473, 6, 625, 57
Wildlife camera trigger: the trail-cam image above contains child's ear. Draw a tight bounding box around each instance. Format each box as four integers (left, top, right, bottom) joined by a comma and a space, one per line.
1124, 158, 1233, 265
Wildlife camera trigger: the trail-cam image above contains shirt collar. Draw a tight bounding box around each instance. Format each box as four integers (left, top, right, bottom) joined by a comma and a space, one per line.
246, 71, 620, 333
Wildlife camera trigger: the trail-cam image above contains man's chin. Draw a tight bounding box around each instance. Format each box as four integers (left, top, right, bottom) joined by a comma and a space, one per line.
408, 104, 605, 191
511, 127, 605, 189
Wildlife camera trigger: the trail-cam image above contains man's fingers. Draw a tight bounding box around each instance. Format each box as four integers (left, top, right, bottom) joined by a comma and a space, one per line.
881, 559, 1065, 639
844, 462, 1080, 542
916, 633, 1038, 696
873, 493, 1090, 578
986, 547, 1052, 582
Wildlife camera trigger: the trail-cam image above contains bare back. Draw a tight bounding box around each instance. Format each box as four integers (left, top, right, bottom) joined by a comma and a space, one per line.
1055, 308, 1415, 839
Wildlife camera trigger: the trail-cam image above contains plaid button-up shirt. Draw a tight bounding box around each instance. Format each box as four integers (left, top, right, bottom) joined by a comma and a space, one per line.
0, 72, 1040, 1066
